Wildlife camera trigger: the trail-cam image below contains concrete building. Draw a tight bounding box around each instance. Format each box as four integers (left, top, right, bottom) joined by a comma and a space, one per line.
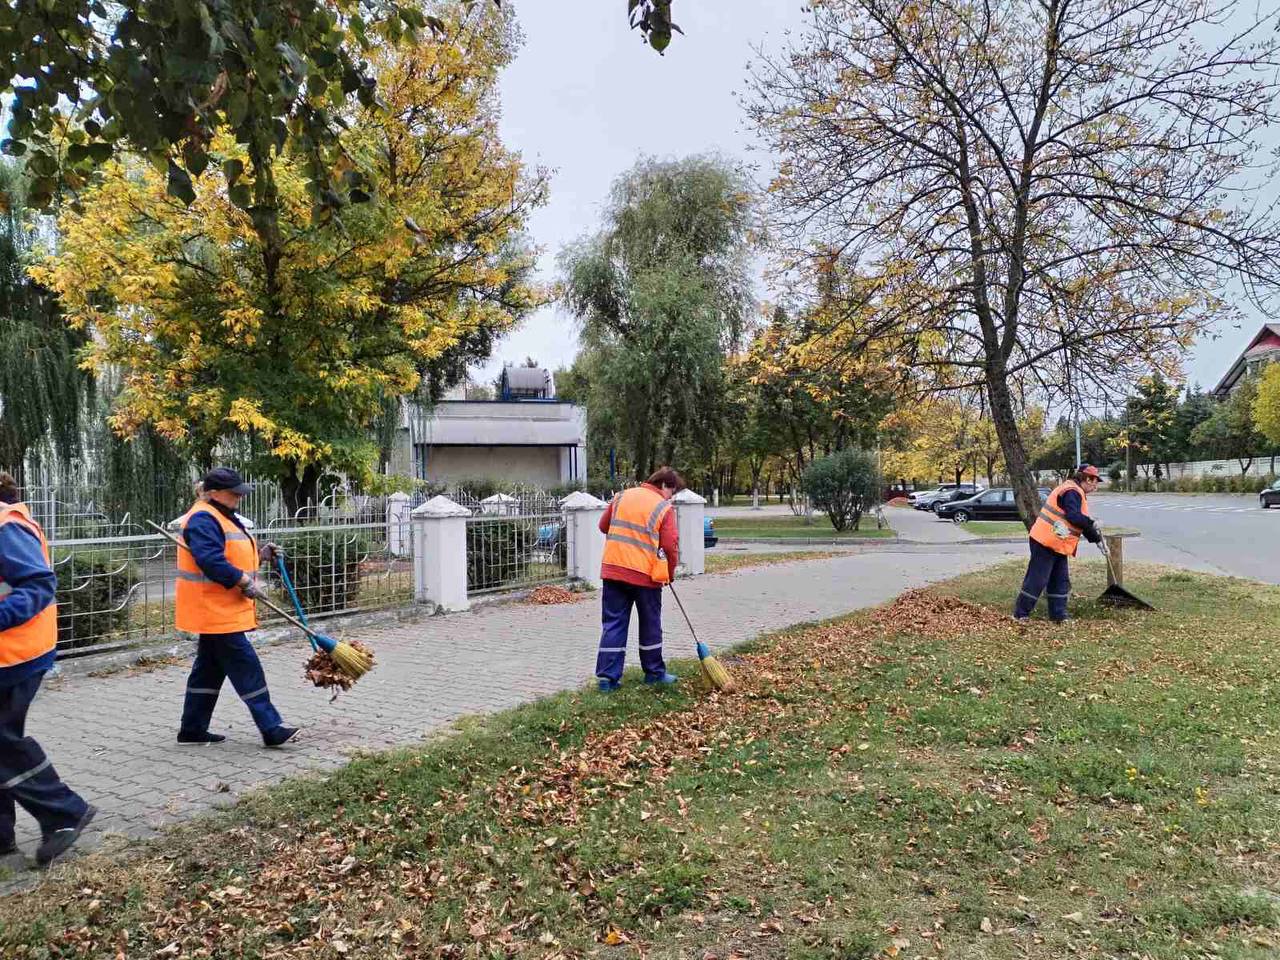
1212, 323, 1280, 398
391, 368, 586, 488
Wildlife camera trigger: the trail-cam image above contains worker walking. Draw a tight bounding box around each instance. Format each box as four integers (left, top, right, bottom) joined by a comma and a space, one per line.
0, 472, 96, 866
1014, 464, 1104, 622
595, 467, 683, 692
175, 468, 297, 747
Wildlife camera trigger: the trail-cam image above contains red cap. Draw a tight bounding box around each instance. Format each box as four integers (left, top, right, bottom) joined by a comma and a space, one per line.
1077, 464, 1100, 479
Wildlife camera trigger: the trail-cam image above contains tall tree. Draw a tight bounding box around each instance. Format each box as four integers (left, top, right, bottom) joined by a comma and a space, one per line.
559, 156, 755, 481
748, 0, 1280, 523
1126, 373, 1181, 478
1251, 365, 1280, 473
0, 161, 91, 480
33, 9, 546, 511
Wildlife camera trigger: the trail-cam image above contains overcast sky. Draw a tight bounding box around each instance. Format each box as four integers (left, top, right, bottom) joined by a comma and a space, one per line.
482, 0, 1264, 401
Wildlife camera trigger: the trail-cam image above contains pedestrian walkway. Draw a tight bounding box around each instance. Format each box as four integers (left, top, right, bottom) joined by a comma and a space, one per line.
5, 544, 1019, 871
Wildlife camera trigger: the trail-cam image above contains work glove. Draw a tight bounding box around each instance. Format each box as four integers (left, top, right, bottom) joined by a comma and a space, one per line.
1084, 521, 1103, 545
239, 577, 266, 600
259, 541, 284, 563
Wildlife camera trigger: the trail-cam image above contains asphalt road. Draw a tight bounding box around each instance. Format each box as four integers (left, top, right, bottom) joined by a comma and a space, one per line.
1088, 492, 1279, 584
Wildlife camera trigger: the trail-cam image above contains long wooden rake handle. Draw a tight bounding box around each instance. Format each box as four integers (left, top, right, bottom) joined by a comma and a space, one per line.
668, 583, 699, 645
144, 519, 329, 645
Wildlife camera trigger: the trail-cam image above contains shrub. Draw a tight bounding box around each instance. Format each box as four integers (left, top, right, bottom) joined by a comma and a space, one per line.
52, 549, 138, 650
802, 449, 880, 532
271, 531, 371, 615
466, 518, 536, 591
1106, 461, 1124, 483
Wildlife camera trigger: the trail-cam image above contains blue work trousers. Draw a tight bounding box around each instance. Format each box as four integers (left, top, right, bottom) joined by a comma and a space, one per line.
595, 580, 666, 683
180, 632, 284, 737
1014, 538, 1071, 621
0, 671, 89, 845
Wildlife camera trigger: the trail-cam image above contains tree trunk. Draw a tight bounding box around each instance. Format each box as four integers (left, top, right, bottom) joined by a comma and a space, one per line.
280, 464, 321, 518
986, 367, 1038, 528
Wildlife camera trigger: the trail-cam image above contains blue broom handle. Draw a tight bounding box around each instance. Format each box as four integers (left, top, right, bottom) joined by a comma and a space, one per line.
275, 555, 317, 651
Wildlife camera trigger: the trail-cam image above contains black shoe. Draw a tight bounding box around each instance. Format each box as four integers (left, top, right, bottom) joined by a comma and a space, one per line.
263, 726, 299, 748
177, 730, 227, 745
36, 804, 96, 867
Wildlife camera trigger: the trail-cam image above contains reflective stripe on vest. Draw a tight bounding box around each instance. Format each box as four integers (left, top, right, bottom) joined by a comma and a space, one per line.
601, 487, 674, 584
174, 501, 259, 634
1029, 481, 1090, 557
0, 503, 58, 669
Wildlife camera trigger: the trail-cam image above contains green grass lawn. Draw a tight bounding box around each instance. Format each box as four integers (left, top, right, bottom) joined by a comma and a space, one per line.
4, 562, 1279, 958
715, 514, 895, 539
960, 520, 1029, 538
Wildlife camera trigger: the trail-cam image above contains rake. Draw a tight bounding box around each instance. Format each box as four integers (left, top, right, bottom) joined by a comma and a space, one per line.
1095, 540, 1155, 611
147, 520, 374, 679
668, 583, 735, 693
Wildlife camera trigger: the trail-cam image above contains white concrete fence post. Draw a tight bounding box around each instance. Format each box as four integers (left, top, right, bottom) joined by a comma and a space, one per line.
412, 495, 471, 612
562, 491, 607, 588
672, 489, 706, 577
387, 492, 411, 557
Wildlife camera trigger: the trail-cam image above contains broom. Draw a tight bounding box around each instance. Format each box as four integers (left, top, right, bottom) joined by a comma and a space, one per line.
146, 520, 374, 680
668, 583, 735, 693
273, 554, 375, 679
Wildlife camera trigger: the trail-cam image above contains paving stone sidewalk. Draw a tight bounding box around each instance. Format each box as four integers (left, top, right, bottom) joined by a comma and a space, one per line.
6, 543, 1019, 869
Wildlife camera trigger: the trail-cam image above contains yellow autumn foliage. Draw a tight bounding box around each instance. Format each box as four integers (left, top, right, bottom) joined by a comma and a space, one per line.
33, 3, 546, 474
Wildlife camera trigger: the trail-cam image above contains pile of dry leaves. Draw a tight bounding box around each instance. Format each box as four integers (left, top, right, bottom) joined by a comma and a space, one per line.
304, 640, 376, 693
872, 588, 1016, 640
524, 586, 586, 605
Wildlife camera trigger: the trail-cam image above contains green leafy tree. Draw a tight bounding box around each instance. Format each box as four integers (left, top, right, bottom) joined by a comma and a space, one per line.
802, 449, 880, 531
0, 0, 679, 209
1126, 373, 1181, 479
559, 156, 755, 482
1192, 379, 1266, 476
1251, 365, 1280, 473
0, 161, 91, 479
1171, 386, 1216, 463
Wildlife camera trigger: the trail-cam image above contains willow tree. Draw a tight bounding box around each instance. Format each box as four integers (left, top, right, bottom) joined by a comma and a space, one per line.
559, 156, 755, 482
0, 161, 90, 480
749, 0, 1280, 522
34, 5, 546, 512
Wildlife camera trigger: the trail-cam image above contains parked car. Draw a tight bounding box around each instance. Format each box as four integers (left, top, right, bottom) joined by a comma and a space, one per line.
927, 486, 983, 512
913, 483, 980, 510
936, 487, 1051, 523
1261, 479, 1280, 508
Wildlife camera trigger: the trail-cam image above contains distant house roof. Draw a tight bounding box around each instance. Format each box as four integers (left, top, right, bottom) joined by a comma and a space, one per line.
1212, 324, 1280, 397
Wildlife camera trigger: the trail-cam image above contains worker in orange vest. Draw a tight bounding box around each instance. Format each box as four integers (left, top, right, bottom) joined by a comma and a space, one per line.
0, 472, 96, 866
175, 468, 297, 747
1014, 465, 1103, 622
594, 467, 683, 692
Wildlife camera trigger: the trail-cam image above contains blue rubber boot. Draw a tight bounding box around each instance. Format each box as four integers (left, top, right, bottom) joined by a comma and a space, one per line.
597, 679, 621, 693
644, 672, 678, 686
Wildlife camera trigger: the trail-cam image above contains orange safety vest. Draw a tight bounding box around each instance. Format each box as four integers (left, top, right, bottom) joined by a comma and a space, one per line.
174, 501, 259, 634
1029, 480, 1091, 557
0, 503, 58, 669
601, 486, 675, 585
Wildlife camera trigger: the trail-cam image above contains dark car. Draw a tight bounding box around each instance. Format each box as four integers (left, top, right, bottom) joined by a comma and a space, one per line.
1262, 480, 1280, 509
915, 483, 980, 510
936, 487, 1051, 523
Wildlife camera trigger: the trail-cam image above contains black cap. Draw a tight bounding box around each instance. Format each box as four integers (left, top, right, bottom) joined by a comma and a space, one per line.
202, 467, 252, 495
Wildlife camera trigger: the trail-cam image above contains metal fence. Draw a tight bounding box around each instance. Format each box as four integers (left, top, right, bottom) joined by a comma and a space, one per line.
463, 495, 567, 596
49, 510, 415, 660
